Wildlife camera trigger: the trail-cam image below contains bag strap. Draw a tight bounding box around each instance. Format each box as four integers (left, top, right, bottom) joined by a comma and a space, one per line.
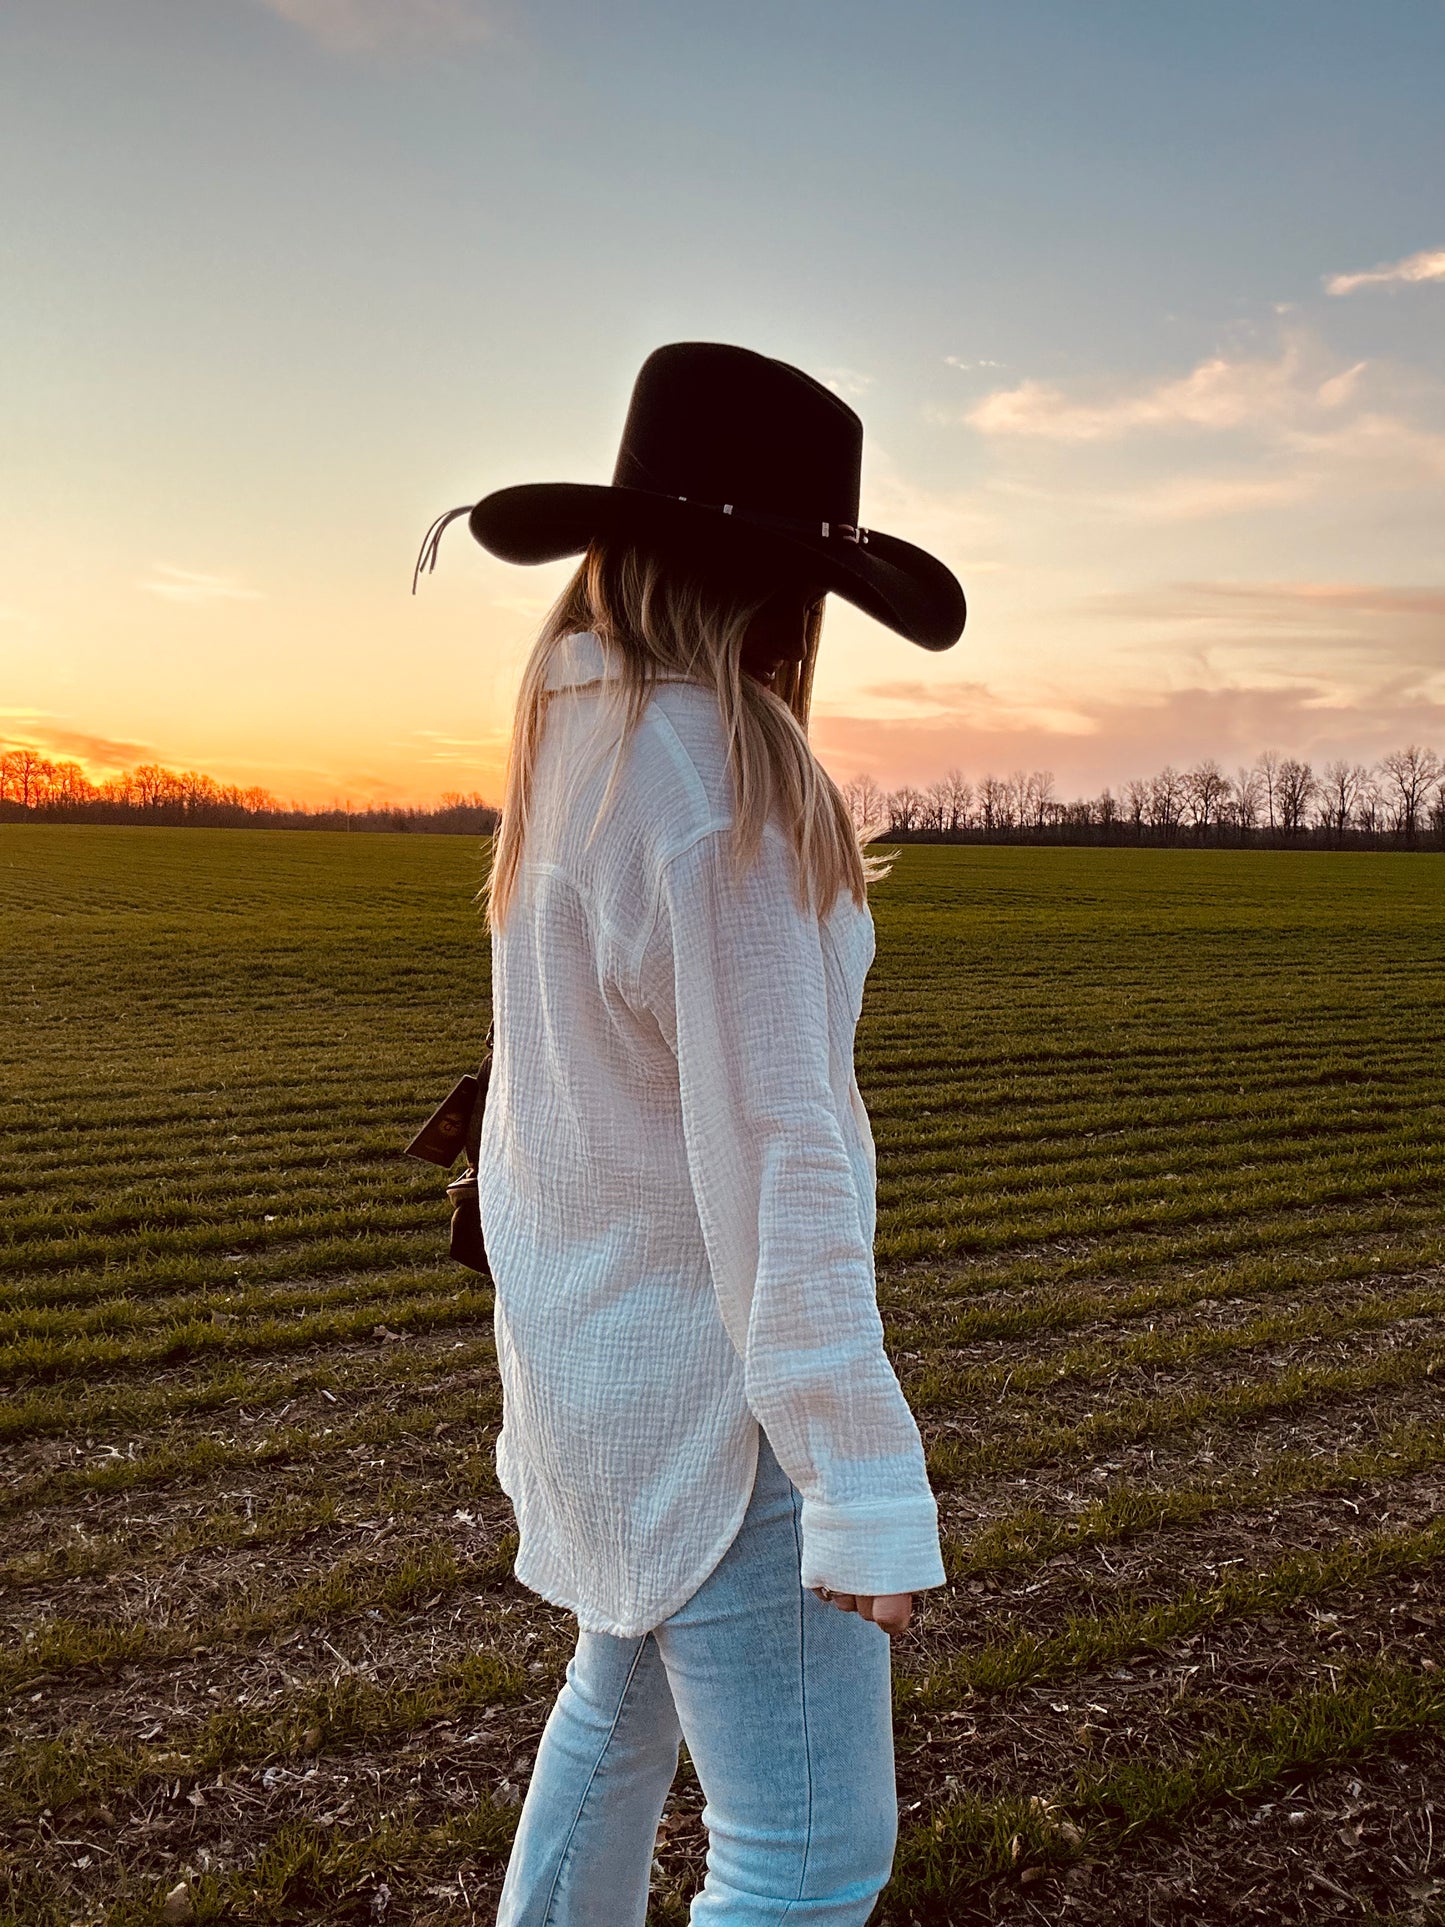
464, 1010, 494, 1167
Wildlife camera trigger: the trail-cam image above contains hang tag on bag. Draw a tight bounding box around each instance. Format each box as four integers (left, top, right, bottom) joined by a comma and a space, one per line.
404, 1023, 493, 1276
404, 1072, 482, 1168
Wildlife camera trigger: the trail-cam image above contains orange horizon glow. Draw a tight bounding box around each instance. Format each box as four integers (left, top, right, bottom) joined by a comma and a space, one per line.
4, 7, 1442, 809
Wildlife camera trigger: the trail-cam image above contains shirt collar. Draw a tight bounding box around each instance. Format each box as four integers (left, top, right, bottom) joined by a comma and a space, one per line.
542, 630, 612, 691
543, 630, 705, 694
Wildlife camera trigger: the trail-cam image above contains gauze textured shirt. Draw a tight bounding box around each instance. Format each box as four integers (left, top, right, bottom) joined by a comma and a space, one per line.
477, 628, 947, 1637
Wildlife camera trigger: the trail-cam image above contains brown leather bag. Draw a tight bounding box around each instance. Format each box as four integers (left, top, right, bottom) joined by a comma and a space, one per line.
404, 1018, 493, 1275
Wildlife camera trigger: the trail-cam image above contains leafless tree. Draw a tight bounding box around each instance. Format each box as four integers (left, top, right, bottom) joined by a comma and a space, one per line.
888, 785, 926, 832
1378, 744, 1442, 845
1025, 770, 1056, 830
2, 747, 48, 808
1233, 765, 1264, 840
918, 780, 949, 833
978, 773, 1011, 834
1005, 769, 1031, 831
1148, 766, 1185, 840
1123, 778, 1149, 835
128, 763, 176, 809
1355, 775, 1384, 838
1257, 749, 1282, 834
1181, 760, 1231, 836
1275, 758, 1316, 838
842, 774, 889, 841
47, 760, 94, 808
1319, 760, 1369, 845
936, 765, 972, 832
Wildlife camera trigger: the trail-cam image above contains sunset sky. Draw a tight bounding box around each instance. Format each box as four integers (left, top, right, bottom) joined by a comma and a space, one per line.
3, 0, 1443, 806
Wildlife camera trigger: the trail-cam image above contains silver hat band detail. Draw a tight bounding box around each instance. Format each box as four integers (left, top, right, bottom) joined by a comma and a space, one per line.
411, 489, 875, 597
670, 495, 871, 546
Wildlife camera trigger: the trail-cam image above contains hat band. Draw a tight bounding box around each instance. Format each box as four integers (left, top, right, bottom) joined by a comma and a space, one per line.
410, 490, 874, 596
665, 493, 871, 547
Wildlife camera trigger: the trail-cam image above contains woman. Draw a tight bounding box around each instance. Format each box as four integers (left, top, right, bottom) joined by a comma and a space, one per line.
416, 342, 967, 1926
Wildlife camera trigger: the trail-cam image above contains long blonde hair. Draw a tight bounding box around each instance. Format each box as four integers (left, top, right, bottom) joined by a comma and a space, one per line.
482, 536, 894, 932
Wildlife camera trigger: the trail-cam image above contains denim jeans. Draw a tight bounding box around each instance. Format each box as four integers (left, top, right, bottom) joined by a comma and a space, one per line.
494, 1428, 899, 1926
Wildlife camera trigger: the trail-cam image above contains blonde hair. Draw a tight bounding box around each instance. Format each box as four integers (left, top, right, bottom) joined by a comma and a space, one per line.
482, 536, 894, 932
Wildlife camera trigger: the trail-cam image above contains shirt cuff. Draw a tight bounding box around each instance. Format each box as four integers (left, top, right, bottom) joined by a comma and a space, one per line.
798, 1491, 948, 1595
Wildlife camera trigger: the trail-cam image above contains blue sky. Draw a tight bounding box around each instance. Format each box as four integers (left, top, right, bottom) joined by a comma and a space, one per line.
3, 0, 1442, 802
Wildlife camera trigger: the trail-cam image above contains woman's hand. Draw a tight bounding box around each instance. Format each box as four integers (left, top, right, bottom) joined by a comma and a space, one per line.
810, 1587, 913, 1636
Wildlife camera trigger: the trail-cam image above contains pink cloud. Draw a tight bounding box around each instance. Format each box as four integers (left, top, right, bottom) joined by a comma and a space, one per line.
812, 678, 1445, 799
2, 723, 160, 769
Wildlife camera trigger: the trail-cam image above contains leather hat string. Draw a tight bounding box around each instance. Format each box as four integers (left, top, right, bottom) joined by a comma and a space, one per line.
412, 505, 474, 594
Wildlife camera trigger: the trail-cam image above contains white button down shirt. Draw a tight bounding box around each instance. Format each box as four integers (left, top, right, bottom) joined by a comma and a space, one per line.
477, 628, 946, 1636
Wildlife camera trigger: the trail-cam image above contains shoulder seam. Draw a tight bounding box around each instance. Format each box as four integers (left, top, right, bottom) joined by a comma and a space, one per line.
629, 819, 735, 992
643, 700, 715, 825
627, 698, 735, 988
632, 816, 810, 997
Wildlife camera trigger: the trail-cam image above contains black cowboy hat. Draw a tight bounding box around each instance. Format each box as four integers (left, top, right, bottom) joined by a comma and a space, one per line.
413, 341, 967, 651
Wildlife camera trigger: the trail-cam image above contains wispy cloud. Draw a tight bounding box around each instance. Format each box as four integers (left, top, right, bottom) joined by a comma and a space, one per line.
1093, 580, 1445, 624
818, 367, 875, 399
409, 727, 510, 764
965, 338, 1365, 443
139, 566, 264, 605
0, 718, 159, 769
935, 325, 1445, 537
253, 0, 492, 52
944, 355, 1005, 371
1326, 246, 1445, 297
1079, 577, 1445, 694
843, 676, 1096, 737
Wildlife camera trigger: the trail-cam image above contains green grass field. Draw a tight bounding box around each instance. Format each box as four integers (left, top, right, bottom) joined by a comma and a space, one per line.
3, 824, 1444, 1925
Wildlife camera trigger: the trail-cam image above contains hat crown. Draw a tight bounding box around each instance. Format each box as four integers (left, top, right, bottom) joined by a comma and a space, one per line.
610, 342, 862, 527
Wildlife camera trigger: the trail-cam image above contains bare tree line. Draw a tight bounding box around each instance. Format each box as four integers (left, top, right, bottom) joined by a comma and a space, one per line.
0, 747, 500, 835
5, 740, 1443, 849
843, 745, 1445, 850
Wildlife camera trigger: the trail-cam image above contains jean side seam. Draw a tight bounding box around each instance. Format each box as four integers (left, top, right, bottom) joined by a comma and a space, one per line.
538, 1634, 654, 1927
779, 1484, 813, 1920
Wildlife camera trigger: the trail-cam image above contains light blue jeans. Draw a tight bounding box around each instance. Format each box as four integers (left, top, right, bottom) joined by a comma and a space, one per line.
494, 1428, 898, 1926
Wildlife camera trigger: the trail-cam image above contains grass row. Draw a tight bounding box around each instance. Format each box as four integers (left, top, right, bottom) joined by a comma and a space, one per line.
7, 1125, 1440, 1283
9, 1406, 1441, 1705
0, 1283, 494, 1389
945, 1414, 1445, 1579
1, 1533, 522, 1697
0, 1329, 497, 1452
7, 1306, 1436, 1529
909, 1509, 1445, 1710
9, 1654, 1440, 1925
891, 1655, 1445, 1913
0, 1383, 504, 1520
908, 1274, 1445, 1413
1, 1646, 534, 1823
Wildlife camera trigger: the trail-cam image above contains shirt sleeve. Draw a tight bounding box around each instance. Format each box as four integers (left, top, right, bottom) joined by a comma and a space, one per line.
638, 821, 947, 1597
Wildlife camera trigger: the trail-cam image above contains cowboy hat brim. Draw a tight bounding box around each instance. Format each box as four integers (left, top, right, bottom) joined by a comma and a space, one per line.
467, 483, 966, 651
